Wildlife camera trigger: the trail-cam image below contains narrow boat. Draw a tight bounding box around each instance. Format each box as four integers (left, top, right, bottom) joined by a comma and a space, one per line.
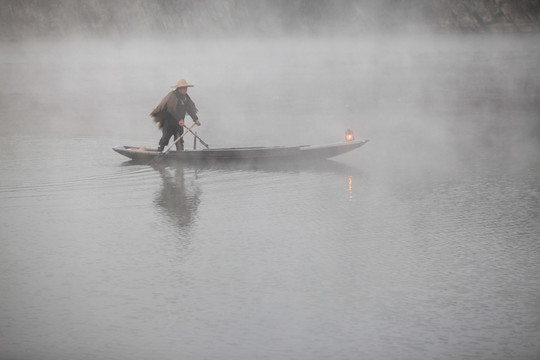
113, 139, 368, 163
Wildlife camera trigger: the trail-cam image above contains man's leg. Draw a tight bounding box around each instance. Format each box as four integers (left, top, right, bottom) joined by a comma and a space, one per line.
158, 131, 169, 152
158, 121, 175, 152
175, 127, 184, 151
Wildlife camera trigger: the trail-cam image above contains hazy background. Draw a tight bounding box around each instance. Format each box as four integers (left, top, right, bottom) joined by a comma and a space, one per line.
1, 1, 540, 359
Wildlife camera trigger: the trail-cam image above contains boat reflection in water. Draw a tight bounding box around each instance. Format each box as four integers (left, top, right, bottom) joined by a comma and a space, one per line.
152, 163, 202, 234
124, 157, 364, 236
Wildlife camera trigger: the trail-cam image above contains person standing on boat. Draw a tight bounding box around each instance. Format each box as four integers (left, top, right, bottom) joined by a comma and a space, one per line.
151, 79, 201, 152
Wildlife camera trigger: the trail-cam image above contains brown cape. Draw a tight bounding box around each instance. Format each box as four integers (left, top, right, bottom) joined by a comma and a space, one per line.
150, 91, 198, 129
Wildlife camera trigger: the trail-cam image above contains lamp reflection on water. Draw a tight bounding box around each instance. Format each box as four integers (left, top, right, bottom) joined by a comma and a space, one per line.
348, 175, 353, 201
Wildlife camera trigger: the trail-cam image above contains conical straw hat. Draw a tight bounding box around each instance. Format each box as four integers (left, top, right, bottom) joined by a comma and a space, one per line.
170, 79, 194, 88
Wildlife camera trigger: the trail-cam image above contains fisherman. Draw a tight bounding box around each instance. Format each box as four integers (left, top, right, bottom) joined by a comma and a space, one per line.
151, 79, 201, 152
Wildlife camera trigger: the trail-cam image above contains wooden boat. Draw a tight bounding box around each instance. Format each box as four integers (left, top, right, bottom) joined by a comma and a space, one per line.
112, 139, 368, 163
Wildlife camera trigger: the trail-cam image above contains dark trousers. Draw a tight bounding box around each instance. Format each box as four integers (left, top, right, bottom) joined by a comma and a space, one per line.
158, 118, 184, 151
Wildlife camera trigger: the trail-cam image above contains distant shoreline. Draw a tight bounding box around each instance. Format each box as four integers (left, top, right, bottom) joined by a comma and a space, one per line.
1, 0, 539, 40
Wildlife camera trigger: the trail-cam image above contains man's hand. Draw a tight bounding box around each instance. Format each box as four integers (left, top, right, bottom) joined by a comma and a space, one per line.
179, 119, 185, 127
195, 120, 201, 126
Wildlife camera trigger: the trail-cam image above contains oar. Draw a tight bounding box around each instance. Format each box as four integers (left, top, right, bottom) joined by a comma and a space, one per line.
183, 125, 210, 149
151, 123, 197, 165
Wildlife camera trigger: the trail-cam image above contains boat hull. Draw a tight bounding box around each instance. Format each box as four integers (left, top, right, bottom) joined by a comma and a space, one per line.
112, 140, 368, 163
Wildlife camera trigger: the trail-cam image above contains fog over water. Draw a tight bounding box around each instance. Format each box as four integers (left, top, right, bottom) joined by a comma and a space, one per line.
1, 5, 540, 360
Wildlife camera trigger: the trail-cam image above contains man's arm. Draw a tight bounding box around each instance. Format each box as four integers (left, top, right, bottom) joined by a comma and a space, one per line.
186, 108, 200, 126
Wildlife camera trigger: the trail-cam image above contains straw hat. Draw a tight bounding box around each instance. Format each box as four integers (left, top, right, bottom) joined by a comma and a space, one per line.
170, 79, 194, 88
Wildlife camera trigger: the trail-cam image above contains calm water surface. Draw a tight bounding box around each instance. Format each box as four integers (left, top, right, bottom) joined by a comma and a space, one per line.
1, 36, 539, 360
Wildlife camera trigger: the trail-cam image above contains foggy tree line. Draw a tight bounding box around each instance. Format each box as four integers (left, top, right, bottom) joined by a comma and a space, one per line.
1, 0, 539, 39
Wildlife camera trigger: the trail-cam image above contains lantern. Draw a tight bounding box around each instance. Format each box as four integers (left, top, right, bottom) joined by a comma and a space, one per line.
345, 129, 354, 141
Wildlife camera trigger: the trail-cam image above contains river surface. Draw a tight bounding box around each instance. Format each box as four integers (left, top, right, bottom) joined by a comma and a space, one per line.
1, 36, 539, 360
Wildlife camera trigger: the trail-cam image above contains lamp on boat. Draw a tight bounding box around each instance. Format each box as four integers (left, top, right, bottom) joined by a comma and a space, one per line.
345, 129, 354, 141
